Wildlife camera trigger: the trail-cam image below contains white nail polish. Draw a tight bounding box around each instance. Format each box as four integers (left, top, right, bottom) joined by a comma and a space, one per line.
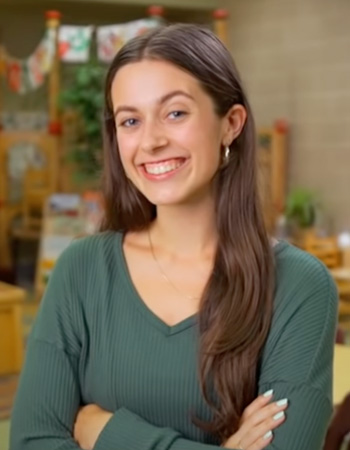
273, 411, 285, 421
263, 431, 273, 439
276, 398, 288, 407
263, 389, 274, 397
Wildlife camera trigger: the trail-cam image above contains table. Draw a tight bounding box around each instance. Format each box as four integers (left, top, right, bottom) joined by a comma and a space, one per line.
0, 282, 25, 375
334, 344, 350, 405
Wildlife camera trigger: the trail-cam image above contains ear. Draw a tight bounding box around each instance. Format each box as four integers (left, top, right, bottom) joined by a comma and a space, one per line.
221, 104, 247, 146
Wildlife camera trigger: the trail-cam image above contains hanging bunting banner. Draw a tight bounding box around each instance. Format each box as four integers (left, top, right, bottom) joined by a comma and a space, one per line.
27, 53, 45, 90
97, 18, 159, 63
27, 28, 56, 90
0, 17, 161, 93
3, 28, 57, 94
96, 24, 127, 63
59, 26, 93, 62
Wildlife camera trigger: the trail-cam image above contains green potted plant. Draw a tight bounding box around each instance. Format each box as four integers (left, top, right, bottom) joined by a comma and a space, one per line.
285, 188, 320, 238
60, 61, 106, 185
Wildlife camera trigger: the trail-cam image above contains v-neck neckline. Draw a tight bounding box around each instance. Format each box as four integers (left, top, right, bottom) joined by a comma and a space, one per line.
116, 232, 289, 337
118, 233, 197, 337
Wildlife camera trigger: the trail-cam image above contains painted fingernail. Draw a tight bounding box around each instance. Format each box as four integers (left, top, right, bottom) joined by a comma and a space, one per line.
273, 411, 285, 421
264, 431, 273, 439
276, 398, 288, 407
263, 389, 274, 397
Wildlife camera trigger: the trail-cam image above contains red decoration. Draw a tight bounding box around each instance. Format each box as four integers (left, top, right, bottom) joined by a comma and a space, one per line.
147, 5, 165, 17
275, 119, 288, 134
7, 61, 21, 92
213, 9, 229, 20
48, 121, 62, 135
45, 10, 61, 20
59, 41, 70, 58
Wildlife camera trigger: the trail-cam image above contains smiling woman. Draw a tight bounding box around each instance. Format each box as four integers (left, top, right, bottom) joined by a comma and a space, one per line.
10, 24, 337, 450
110, 60, 245, 206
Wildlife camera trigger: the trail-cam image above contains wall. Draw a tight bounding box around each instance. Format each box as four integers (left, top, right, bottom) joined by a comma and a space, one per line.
220, 0, 350, 233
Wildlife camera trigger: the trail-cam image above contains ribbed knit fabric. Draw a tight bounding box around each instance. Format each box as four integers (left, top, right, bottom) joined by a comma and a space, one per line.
10, 231, 338, 450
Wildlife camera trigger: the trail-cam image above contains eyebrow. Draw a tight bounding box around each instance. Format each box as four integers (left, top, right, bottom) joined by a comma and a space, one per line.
113, 90, 195, 117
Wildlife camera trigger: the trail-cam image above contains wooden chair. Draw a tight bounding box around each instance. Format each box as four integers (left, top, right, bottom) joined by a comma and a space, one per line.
0, 132, 60, 270
342, 248, 350, 268
257, 121, 288, 234
22, 168, 51, 231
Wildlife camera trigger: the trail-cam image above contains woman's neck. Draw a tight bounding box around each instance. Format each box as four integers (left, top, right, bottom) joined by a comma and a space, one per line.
150, 199, 217, 260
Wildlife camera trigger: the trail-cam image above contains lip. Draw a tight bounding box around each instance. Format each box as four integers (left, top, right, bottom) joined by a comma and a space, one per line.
139, 157, 189, 181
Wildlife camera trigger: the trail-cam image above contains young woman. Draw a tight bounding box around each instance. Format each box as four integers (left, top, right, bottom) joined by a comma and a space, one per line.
10, 24, 337, 450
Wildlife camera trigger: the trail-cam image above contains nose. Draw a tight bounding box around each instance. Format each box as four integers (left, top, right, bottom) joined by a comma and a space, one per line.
140, 119, 168, 154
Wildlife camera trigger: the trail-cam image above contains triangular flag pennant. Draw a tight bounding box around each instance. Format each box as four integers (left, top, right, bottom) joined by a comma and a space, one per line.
97, 19, 159, 63
59, 25, 93, 62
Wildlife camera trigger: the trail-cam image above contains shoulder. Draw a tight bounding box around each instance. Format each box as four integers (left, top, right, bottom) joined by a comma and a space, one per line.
274, 240, 338, 305
41, 231, 128, 320
61, 230, 122, 259
55, 231, 122, 270
271, 240, 338, 338
50, 231, 124, 291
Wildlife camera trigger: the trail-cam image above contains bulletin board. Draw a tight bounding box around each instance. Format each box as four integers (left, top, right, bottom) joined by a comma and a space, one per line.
35, 191, 103, 299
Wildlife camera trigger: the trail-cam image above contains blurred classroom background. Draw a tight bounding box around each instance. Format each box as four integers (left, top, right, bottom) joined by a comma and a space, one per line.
0, 0, 349, 449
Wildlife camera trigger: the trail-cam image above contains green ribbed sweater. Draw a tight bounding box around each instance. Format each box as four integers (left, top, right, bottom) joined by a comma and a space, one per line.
10, 232, 338, 450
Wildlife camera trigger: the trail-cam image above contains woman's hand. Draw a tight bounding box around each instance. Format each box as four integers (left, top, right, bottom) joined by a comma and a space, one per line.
222, 390, 288, 450
73, 404, 113, 450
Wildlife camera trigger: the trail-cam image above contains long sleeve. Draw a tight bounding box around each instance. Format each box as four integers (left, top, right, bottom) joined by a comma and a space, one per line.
10, 341, 81, 450
256, 252, 339, 450
10, 345, 224, 450
10, 244, 84, 450
94, 408, 223, 450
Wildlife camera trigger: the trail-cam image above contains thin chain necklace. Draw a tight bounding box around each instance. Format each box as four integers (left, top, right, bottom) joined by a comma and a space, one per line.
147, 228, 200, 301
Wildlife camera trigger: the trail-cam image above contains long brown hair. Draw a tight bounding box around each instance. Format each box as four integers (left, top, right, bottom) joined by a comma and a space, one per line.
101, 24, 275, 440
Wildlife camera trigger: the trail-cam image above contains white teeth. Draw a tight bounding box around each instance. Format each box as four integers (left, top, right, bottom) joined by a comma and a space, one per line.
145, 160, 183, 175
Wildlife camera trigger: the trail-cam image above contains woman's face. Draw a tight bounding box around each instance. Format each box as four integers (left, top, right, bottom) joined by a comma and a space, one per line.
111, 59, 238, 206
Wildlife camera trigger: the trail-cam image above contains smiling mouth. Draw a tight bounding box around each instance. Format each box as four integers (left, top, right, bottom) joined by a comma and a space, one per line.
143, 158, 187, 175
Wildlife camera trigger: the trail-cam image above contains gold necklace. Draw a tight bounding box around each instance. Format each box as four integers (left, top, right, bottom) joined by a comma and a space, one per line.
147, 228, 200, 301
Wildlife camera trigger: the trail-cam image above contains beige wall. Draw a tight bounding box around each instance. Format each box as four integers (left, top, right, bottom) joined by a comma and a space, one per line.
221, 0, 350, 233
